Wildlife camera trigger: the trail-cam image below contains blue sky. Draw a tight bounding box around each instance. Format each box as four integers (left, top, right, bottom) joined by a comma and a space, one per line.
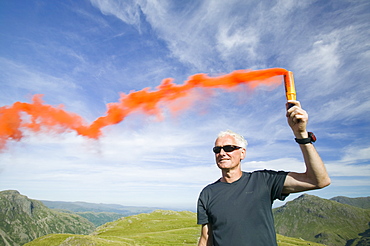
1, 0, 369, 210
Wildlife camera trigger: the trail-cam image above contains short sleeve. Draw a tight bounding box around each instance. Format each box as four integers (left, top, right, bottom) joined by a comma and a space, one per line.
197, 189, 209, 225
261, 170, 289, 202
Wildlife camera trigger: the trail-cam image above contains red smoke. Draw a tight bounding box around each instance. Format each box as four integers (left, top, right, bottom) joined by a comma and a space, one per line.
0, 68, 289, 150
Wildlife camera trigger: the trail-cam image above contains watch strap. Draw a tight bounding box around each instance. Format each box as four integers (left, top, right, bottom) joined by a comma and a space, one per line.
295, 132, 316, 144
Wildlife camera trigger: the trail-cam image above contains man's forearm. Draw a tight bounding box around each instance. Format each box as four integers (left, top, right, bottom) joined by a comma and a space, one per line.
198, 224, 212, 246
299, 143, 331, 188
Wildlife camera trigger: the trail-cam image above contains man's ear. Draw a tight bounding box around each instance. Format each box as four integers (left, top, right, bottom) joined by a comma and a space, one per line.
240, 148, 246, 160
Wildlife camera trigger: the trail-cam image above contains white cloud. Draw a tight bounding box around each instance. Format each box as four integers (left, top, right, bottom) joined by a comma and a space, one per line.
0, 58, 97, 122
0, 127, 220, 208
216, 25, 259, 64
90, 0, 141, 28
330, 178, 370, 187
326, 162, 370, 178
294, 39, 340, 85
313, 94, 370, 124
340, 146, 370, 165
244, 158, 306, 173
0, 58, 79, 102
2, 0, 370, 207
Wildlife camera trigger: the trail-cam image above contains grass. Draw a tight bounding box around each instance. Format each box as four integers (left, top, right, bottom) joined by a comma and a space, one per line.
25, 210, 324, 246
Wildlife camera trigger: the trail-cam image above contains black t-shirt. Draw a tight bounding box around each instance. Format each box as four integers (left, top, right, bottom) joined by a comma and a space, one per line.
197, 170, 289, 246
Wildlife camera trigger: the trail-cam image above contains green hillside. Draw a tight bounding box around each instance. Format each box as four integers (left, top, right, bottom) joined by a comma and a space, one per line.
25, 210, 324, 246
273, 194, 370, 246
276, 234, 325, 246
76, 211, 124, 227
4, 190, 369, 245
0, 190, 95, 246
25, 210, 199, 245
90, 210, 199, 245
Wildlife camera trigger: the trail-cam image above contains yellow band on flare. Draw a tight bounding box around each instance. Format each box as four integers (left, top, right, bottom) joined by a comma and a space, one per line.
284, 71, 296, 101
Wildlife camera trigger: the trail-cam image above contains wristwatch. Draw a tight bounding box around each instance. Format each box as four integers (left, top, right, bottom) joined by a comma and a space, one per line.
295, 132, 316, 144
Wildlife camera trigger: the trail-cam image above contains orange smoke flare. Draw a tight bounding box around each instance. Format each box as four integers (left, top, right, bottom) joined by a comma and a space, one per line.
0, 68, 290, 150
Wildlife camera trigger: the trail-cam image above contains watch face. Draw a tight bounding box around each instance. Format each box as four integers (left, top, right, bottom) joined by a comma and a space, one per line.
309, 132, 317, 142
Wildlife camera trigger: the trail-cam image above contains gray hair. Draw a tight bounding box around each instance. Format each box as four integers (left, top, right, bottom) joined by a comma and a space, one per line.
216, 130, 248, 149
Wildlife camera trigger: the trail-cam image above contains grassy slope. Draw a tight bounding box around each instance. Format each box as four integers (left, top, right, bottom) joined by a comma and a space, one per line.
25, 210, 323, 246
0, 190, 95, 245
274, 194, 370, 245
91, 210, 199, 245
276, 234, 325, 246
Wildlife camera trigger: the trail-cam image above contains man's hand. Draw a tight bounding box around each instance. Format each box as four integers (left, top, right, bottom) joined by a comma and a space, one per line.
286, 100, 308, 138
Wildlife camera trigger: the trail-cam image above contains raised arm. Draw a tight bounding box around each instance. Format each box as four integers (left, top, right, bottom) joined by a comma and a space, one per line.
282, 101, 331, 194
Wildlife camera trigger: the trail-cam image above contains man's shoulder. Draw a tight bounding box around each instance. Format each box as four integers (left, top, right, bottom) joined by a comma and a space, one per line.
204, 178, 221, 188
199, 177, 226, 195
248, 169, 288, 175
201, 170, 287, 190
242, 170, 289, 183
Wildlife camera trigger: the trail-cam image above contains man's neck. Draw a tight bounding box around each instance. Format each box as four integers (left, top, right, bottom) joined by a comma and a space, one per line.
221, 168, 243, 183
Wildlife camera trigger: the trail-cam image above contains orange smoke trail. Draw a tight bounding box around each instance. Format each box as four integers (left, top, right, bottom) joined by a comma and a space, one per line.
0, 68, 289, 150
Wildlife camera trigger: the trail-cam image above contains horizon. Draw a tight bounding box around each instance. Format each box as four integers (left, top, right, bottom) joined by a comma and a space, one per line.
3, 188, 368, 212
1, 0, 369, 210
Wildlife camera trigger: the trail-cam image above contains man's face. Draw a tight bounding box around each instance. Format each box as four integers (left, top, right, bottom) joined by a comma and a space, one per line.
214, 135, 246, 170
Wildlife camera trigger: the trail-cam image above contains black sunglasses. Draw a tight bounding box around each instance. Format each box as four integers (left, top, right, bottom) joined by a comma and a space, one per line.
213, 145, 242, 154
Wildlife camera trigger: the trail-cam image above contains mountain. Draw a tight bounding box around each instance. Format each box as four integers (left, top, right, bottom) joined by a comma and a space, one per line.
75, 211, 124, 227
48, 208, 124, 227
330, 196, 370, 209
0, 190, 95, 246
273, 194, 370, 246
41, 200, 159, 215
41, 200, 160, 227
3, 189, 368, 245
24, 209, 324, 246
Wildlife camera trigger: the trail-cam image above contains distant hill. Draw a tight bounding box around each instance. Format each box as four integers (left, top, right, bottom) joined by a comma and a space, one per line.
41, 200, 160, 227
273, 194, 370, 246
0, 190, 95, 246
330, 196, 370, 209
3, 189, 369, 245
75, 211, 123, 227
41, 200, 158, 215
25, 209, 324, 246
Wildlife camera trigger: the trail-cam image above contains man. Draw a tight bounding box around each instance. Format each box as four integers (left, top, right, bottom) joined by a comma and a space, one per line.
197, 100, 331, 246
